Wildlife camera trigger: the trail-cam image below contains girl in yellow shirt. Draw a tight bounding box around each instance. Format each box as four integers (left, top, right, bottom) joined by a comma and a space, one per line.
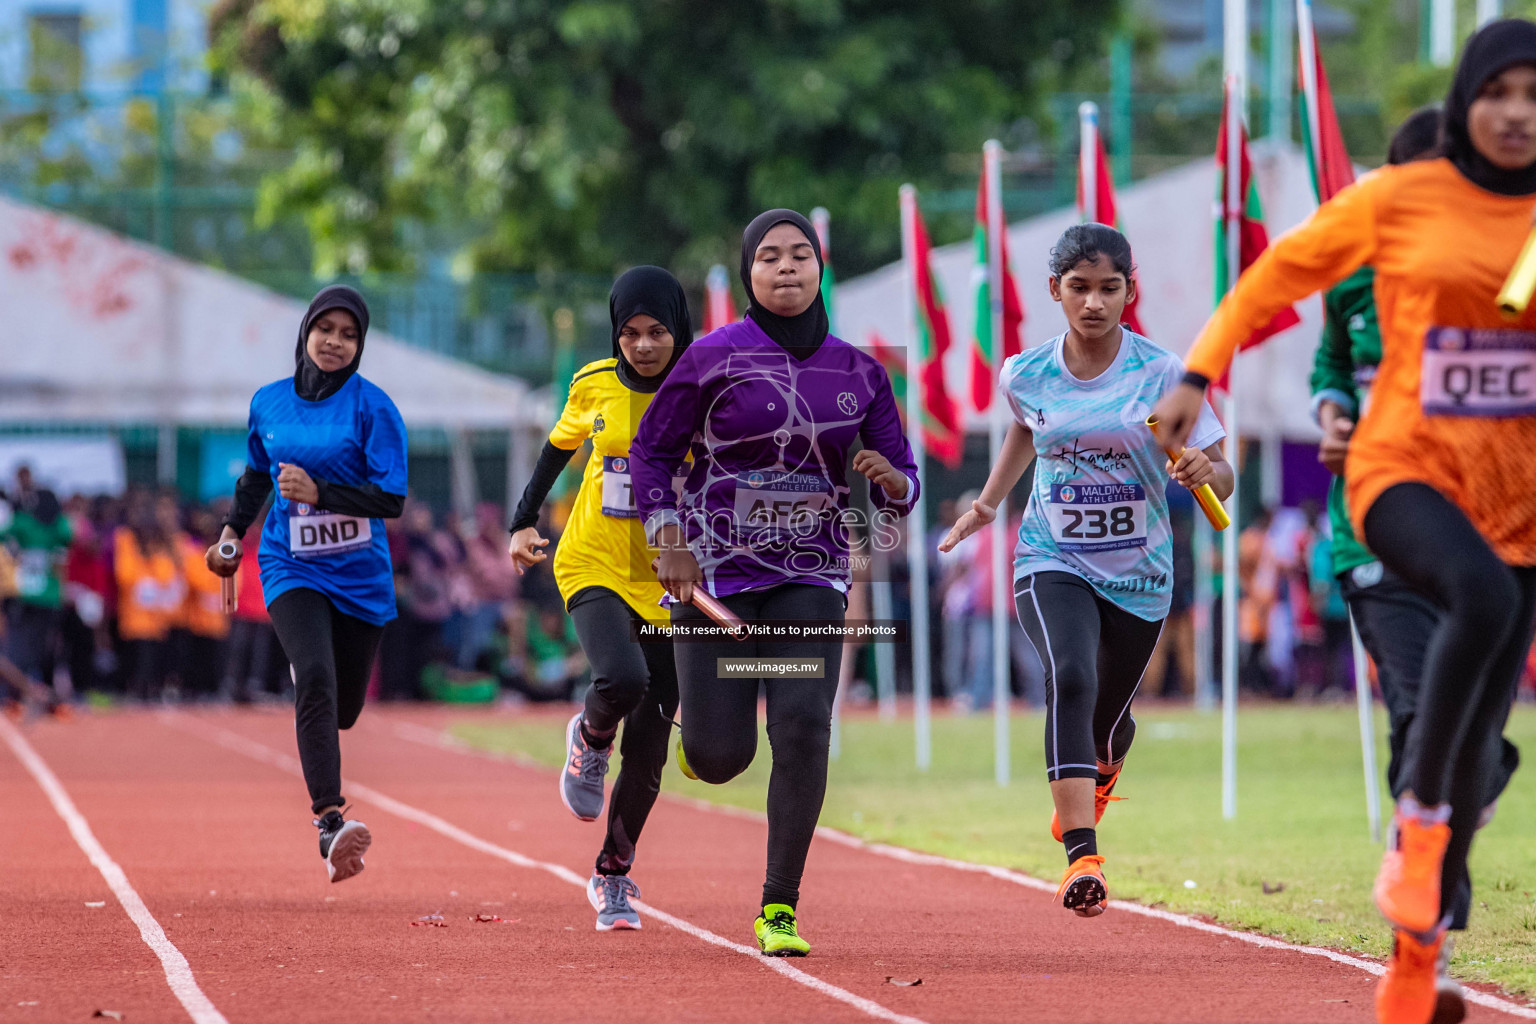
508, 266, 691, 932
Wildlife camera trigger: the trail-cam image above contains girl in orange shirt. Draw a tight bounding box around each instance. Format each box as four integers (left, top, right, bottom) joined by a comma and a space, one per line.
1152, 21, 1536, 1024
115, 498, 186, 702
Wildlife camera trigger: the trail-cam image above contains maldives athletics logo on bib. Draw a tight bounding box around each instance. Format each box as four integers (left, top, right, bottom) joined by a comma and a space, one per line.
1057, 486, 1077, 504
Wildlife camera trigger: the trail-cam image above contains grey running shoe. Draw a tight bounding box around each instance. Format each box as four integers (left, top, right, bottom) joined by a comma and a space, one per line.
559, 713, 610, 822
316, 810, 371, 883
587, 873, 642, 931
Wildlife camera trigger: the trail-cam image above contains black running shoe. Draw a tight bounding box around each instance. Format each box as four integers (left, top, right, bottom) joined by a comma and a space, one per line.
316, 810, 371, 883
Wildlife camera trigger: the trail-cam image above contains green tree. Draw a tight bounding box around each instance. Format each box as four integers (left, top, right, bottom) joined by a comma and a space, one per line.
212, 0, 1120, 281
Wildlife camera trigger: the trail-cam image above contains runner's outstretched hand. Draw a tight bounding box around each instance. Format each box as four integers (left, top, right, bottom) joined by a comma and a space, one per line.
205, 525, 242, 578
1317, 411, 1354, 477
507, 527, 549, 575
654, 524, 702, 605
938, 499, 997, 553
1149, 383, 1205, 454
277, 463, 320, 504
852, 450, 908, 499
1167, 447, 1215, 490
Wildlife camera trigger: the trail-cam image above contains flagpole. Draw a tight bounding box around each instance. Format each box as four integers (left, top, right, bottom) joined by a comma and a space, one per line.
1296, 0, 1323, 180
1477, 0, 1502, 26
1079, 103, 1099, 222
1431, 0, 1455, 66
811, 208, 846, 760
901, 184, 934, 772
1221, 0, 1245, 817
984, 140, 1011, 787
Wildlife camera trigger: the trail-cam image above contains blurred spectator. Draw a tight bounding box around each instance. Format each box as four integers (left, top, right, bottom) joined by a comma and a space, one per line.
1238, 506, 1277, 694
220, 504, 284, 703
502, 603, 587, 702
114, 493, 185, 702
177, 503, 230, 701
456, 503, 521, 670
380, 501, 454, 700
2, 466, 73, 707
61, 500, 115, 696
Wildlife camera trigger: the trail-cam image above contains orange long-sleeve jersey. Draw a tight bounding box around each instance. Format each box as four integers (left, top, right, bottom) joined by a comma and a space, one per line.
1186, 159, 1536, 565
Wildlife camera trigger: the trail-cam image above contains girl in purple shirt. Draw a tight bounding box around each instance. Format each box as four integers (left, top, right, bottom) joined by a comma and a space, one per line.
631, 209, 918, 956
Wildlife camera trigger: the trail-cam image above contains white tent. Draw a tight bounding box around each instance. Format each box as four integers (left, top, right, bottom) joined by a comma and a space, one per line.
836, 142, 1327, 441
0, 194, 546, 430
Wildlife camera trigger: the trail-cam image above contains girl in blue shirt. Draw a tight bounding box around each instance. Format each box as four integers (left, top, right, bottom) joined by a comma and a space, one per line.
208, 285, 408, 883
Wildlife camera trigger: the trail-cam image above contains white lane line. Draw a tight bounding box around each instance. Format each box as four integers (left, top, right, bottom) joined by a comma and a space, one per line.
0, 719, 230, 1024
178, 718, 929, 1024
392, 716, 1536, 1021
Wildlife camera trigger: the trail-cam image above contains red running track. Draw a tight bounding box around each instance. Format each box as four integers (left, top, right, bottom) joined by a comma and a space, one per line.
4, 705, 1534, 1024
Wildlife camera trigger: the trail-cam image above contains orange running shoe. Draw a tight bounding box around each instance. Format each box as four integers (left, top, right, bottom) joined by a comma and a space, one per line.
1050, 766, 1124, 843
1056, 855, 1108, 918
1375, 929, 1442, 1024
1374, 804, 1451, 935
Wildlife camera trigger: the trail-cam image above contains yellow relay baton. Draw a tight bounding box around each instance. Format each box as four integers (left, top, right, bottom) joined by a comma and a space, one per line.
1146, 416, 1231, 531
1497, 222, 1536, 320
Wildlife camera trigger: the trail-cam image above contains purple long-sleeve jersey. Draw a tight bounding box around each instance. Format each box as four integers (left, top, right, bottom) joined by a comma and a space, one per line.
631, 318, 920, 599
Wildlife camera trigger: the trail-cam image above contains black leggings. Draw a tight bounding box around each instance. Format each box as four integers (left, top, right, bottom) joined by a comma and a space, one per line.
674, 583, 844, 910
1341, 562, 1521, 930
1014, 572, 1164, 782
1363, 483, 1536, 921
567, 588, 680, 877
268, 589, 385, 815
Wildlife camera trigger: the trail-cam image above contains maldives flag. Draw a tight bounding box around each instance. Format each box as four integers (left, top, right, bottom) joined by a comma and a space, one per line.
1077, 103, 1146, 336
1214, 79, 1301, 382
909, 198, 963, 468
1296, 0, 1354, 203
968, 169, 1024, 413
703, 264, 736, 335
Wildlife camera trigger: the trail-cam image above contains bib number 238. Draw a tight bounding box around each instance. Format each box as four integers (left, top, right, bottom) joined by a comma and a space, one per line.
1048, 483, 1148, 552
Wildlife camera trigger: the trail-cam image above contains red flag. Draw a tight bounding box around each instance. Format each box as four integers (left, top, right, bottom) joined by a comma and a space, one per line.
906, 193, 963, 468
703, 264, 736, 335
1212, 80, 1301, 391
968, 167, 1025, 412
1077, 103, 1146, 336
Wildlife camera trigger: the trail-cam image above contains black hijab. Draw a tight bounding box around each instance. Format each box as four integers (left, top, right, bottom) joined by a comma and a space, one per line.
294, 285, 370, 402
610, 266, 694, 393
740, 208, 829, 359
1443, 18, 1536, 195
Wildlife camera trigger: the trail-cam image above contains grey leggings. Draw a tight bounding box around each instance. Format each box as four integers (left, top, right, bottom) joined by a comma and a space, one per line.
1014, 572, 1163, 782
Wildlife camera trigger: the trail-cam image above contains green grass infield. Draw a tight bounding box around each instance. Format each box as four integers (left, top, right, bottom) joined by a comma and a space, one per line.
451, 702, 1536, 997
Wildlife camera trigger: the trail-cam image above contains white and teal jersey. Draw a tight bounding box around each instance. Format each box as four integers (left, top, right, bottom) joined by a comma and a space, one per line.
1002, 330, 1224, 622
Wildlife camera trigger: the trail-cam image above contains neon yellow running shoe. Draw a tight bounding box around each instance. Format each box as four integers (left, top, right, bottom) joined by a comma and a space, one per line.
754, 904, 810, 957
676, 735, 699, 781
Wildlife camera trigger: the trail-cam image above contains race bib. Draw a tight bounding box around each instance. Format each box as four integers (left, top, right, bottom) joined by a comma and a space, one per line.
15, 550, 48, 598
734, 471, 834, 532
1421, 327, 1536, 417
1047, 482, 1148, 552
601, 455, 638, 518
289, 504, 372, 558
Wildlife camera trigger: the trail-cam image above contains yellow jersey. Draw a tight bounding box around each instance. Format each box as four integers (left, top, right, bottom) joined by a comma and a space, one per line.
549, 359, 671, 625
